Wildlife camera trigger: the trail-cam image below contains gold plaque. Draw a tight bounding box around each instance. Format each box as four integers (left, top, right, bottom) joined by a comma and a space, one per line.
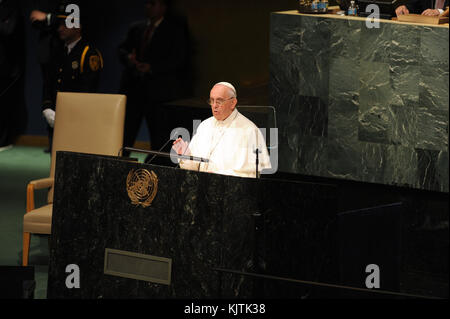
126, 169, 158, 208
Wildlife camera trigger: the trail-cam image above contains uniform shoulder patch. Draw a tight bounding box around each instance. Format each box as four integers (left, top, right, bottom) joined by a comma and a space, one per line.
89, 54, 101, 72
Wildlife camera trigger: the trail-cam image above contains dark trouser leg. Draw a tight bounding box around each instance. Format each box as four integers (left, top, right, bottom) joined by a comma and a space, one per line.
41, 63, 53, 152
0, 94, 8, 146
146, 103, 162, 151
122, 98, 144, 157
144, 103, 174, 166
47, 126, 53, 154
0, 76, 27, 147
9, 75, 27, 144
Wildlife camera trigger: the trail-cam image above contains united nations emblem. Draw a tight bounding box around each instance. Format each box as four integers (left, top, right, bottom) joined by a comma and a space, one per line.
126, 169, 158, 208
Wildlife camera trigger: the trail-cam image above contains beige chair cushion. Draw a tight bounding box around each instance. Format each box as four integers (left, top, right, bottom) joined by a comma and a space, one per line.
23, 204, 53, 234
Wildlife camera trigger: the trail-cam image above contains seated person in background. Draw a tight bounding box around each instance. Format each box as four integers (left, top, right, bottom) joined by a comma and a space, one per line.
396, 0, 448, 16
172, 82, 271, 179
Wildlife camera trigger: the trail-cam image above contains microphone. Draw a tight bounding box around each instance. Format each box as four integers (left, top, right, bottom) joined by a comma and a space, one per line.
145, 135, 180, 164
0, 72, 22, 98
124, 130, 209, 165
255, 147, 259, 179
124, 147, 209, 164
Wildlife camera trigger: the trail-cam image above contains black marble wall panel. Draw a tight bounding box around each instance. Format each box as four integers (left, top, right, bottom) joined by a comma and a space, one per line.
256, 178, 338, 298
270, 12, 449, 193
47, 152, 337, 299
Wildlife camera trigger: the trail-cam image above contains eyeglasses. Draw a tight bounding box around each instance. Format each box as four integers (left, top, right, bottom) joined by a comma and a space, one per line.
206, 97, 235, 107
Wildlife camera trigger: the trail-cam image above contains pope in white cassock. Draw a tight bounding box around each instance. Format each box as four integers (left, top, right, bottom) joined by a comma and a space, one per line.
172, 82, 271, 178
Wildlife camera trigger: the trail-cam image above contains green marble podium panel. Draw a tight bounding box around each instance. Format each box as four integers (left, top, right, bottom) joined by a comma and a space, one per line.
270, 11, 449, 192
47, 152, 337, 298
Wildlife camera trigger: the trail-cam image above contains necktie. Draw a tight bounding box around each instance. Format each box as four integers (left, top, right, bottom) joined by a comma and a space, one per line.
435, 0, 444, 9
138, 22, 156, 61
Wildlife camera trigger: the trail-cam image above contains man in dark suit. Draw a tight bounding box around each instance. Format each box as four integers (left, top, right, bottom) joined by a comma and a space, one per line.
30, 0, 62, 85
40, 5, 103, 152
118, 0, 188, 158
395, 0, 448, 16
0, 0, 27, 149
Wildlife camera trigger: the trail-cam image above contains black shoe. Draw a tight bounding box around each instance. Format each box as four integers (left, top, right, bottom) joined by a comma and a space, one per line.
44, 148, 51, 153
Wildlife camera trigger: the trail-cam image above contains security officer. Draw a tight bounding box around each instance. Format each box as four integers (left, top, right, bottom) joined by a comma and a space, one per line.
41, 6, 103, 152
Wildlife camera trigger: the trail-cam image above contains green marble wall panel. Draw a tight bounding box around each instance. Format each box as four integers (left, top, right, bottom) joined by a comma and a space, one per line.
270, 12, 449, 192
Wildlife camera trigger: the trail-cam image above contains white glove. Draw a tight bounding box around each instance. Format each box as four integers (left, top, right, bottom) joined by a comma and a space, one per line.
42, 108, 55, 128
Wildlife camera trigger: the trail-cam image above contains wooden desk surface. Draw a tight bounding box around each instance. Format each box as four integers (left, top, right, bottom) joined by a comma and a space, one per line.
274, 10, 449, 28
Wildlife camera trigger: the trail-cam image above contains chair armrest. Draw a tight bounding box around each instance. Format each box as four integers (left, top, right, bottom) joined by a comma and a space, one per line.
26, 178, 54, 213
29, 178, 54, 190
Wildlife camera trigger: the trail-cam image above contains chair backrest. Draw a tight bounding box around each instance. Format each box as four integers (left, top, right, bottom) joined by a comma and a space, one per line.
237, 105, 277, 150
48, 92, 126, 203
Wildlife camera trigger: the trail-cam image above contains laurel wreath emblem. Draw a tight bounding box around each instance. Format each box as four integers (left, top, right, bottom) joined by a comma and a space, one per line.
126, 169, 158, 208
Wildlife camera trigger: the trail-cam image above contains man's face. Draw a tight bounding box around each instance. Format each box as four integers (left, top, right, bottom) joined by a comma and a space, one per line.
57, 22, 80, 43
145, 0, 166, 20
209, 85, 237, 121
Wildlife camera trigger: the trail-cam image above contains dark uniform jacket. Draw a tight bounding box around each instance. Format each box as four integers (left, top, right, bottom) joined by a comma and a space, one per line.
42, 37, 103, 111
118, 17, 188, 104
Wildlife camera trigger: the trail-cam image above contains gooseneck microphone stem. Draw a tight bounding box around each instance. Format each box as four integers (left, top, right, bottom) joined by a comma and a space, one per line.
256, 148, 259, 179
124, 147, 209, 164
145, 138, 174, 164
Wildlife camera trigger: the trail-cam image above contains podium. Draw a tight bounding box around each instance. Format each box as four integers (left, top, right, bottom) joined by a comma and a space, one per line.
47, 152, 337, 298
